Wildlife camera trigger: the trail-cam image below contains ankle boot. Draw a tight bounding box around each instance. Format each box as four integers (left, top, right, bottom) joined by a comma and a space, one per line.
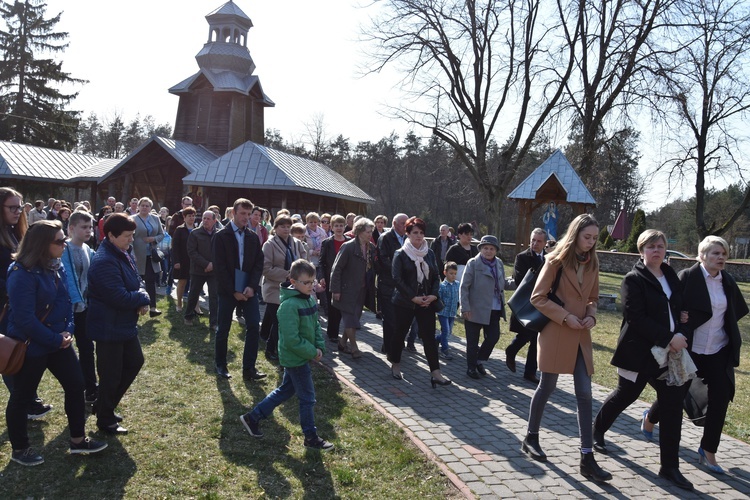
521, 433, 547, 462
580, 452, 612, 482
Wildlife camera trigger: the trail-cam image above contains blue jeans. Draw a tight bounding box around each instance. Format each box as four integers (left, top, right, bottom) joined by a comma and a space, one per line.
436, 315, 454, 352
249, 363, 317, 438
216, 293, 260, 373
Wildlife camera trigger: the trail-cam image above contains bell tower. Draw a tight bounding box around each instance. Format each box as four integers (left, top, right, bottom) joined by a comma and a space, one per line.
169, 1, 274, 155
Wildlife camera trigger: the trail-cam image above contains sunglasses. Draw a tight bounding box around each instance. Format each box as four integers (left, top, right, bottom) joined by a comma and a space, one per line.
51, 238, 67, 246
321, 220, 330, 224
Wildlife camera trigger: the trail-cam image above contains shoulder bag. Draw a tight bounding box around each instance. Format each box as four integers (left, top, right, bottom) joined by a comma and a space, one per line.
507, 266, 564, 332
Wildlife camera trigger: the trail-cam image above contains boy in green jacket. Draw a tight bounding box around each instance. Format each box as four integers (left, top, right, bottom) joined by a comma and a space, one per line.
240, 259, 332, 450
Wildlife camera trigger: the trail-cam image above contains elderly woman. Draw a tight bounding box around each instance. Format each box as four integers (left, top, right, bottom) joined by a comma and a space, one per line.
645, 235, 748, 476
388, 217, 451, 387
330, 218, 376, 358
87, 214, 151, 434
6, 221, 107, 465
522, 214, 611, 483
261, 214, 307, 361
130, 197, 164, 317
592, 230, 693, 491
460, 235, 515, 379
373, 214, 388, 243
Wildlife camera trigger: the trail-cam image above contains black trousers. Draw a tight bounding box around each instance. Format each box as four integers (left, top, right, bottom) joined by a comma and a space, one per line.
464, 310, 502, 370
73, 310, 97, 395
649, 345, 732, 454
96, 337, 144, 427
141, 256, 158, 308
378, 289, 396, 350
389, 304, 439, 372
506, 327, 538, 377
184, 273, 218, 325
7, 348, 85, 449
594, 371, 688, 468
261, 302, 280, 355
325, 291, 342, 340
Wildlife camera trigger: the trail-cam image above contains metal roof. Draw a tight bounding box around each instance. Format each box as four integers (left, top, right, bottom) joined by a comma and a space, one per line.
184, 141, 375, 204
507, 149, 596, 205
169, 70, 274, 106
207, 1, 252, 25
0, 141, 120, 183
101, 136, 216, 182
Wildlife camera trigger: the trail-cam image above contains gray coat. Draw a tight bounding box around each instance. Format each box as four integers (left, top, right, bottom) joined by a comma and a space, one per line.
330, 238, 375, 315
187, 225, 216, 276
459, 254, 515, 325
131, 213, 164, 275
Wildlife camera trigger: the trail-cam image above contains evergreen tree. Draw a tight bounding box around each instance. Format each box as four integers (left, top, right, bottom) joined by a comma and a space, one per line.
621, 209, 646, 253
0, 0, 84, 149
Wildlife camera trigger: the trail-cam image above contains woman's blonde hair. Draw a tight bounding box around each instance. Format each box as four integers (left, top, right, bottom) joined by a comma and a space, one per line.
637, 229, 667, 254
547, 213, 599, 271
697, 235, 729, 262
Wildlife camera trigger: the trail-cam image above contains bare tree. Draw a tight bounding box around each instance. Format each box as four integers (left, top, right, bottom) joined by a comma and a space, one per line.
653, 0, 750, 238
362, 0, 579, 236
303, 112, 330, 162
560, 0, 675, 178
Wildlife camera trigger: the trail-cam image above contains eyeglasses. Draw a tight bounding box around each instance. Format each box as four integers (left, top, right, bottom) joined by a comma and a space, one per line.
4, 205, 22, 213
321, 220, 330, 224
51, 238, 67, 246
297, 280, 316, 286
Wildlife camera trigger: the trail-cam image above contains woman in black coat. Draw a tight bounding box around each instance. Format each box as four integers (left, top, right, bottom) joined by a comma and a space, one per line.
592, 230, 693, 491
388, 217, 450, 387
646, 235, 748, 476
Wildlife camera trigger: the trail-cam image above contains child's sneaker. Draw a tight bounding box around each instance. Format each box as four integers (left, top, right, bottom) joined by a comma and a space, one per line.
11, 447, 44, 466
70, 437, 108, 455
440, 350, 454, 360
240, 413, 263, 438
304, 435, 334, 451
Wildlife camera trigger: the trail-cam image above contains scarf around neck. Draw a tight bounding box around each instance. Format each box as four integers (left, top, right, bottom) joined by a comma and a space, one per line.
480, 255, 501, 299
403, 239, 430, 285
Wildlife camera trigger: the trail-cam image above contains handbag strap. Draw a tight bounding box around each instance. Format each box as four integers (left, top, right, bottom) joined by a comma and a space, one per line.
549, 267, 563, 294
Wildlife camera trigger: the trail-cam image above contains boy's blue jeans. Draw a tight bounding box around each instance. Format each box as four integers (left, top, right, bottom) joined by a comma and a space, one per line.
436, 315, 454, 352
249, 362, 317, 438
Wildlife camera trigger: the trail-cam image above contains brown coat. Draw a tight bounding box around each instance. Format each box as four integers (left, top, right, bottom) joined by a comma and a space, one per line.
530, 259, 599, 375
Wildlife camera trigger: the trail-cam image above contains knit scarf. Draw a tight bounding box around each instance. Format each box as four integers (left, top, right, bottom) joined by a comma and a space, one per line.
480, 255, 501, 299
402, 239, 429, 284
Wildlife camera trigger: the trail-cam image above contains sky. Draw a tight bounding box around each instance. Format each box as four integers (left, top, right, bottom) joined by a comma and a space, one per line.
47, 0, 407, 146
40, 0, 746, 214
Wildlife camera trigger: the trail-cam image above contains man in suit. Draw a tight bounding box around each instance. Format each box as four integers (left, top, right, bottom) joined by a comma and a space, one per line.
375, 213, 407, 354
212, 198, 266, 381
430, 224, 456, 279
506, 228, 547, 383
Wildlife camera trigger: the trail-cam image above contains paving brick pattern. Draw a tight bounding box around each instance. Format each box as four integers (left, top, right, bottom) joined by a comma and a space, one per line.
320, 310, 750, 499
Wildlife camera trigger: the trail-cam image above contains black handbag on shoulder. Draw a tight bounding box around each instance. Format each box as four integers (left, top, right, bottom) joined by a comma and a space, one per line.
507, 266, 564, 332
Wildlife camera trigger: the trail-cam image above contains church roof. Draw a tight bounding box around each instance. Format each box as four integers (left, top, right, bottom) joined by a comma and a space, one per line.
183, 141, 375, 204
507, 149, 596, 205
169, 71, 274, 106
207, 1, 252, 26
101, 136, 215, 181
0, 140, 119, 183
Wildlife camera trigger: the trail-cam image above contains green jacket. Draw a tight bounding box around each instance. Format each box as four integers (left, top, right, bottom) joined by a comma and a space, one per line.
277, 284, 325, 368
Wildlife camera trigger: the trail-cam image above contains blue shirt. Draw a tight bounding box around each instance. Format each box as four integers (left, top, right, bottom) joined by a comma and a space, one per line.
230, 221, 245, 269
438, 279, 460, 318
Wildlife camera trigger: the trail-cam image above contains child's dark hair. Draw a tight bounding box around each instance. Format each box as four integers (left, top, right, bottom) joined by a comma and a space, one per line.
290, 259, 315, 281
444, 261, 458, 272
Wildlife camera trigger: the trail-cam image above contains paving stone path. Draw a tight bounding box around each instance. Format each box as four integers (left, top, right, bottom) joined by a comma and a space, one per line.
319, 310, 750, 499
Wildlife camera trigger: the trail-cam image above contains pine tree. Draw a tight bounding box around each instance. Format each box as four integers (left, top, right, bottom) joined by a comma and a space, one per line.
0, 0, 85, 149
621, 209, 647, 253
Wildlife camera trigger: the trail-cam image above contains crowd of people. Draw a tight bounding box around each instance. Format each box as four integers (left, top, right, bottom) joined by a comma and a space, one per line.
0, 187, 746, 492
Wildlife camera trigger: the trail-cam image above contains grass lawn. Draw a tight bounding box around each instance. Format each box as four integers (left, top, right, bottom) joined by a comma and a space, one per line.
0, 298, 459, 499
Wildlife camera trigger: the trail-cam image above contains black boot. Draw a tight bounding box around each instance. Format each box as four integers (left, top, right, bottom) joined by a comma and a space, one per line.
580, 452, 612, 482
593, 427, 608, 454
521, 433, 547, 462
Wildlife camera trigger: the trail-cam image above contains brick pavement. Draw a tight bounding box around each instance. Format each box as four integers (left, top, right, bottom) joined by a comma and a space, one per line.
319, 310, 750, 499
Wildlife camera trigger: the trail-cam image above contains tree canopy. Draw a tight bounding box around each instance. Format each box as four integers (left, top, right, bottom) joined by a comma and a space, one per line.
0, 0, 83, 149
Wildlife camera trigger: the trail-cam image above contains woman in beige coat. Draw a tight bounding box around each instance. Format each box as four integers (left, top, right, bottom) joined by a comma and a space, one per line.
260, 214, 307, 361
521, 214, 611, 483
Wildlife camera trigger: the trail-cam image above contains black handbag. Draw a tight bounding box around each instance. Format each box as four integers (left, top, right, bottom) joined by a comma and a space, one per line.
150, 244, 164, 263
507, 266, 564, 332
683, 376, 708, 427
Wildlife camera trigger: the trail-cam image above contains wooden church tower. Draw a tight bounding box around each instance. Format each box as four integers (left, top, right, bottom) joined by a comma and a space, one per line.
169, 1, 274, 155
